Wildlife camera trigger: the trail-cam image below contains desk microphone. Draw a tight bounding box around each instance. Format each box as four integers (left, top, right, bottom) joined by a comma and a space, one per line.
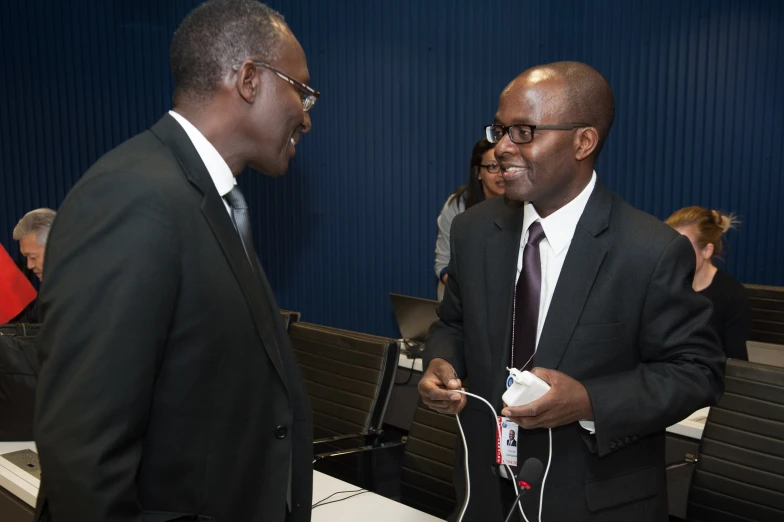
503, 457, 544, 522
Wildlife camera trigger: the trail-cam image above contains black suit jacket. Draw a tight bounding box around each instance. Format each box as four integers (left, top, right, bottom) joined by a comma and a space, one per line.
34, 114, 312, 522
426, 181, 725, 522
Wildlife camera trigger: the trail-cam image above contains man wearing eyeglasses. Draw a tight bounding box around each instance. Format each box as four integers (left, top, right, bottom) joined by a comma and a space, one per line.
34, 2, 316, 521
419, 62, 724, 521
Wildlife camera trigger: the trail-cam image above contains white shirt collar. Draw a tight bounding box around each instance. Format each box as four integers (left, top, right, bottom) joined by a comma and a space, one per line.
168, 110, 236, 197
521, 171, 597, 255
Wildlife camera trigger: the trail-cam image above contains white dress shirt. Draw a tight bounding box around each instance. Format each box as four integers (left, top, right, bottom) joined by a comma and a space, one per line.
168, 110, 236, 215
515, 172, 598, 432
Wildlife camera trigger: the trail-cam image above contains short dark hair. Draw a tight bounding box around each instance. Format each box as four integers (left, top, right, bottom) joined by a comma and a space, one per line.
170, 0, 286, 105
535, 61, 615, 159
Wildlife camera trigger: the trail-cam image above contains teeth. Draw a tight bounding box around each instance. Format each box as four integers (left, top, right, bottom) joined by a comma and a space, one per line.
290, 137, 296, 145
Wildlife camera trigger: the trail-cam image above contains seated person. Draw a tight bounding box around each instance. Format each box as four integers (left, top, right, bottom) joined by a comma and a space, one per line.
12, 208, 56, 323
434, 138, 504, 299
666, 206, 750, 360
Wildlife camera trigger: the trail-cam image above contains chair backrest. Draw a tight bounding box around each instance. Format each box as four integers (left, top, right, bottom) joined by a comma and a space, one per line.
288, 321, 399, 439
400, 399, 459, 519
279, 309, 301, 331
0, 323, 42, 337
745, 284, 784, 345
0, 335, 38, 441
687, 359, 784, 521
0, 324, 17, 336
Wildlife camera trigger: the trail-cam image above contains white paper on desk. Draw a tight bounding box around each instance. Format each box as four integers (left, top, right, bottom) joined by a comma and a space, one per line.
685, 407, 710, 423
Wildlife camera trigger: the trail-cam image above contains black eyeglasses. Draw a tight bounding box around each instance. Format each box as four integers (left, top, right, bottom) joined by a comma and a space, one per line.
485, 123, 588, 144
233, 60, 320, 112
479, 163, 500, 173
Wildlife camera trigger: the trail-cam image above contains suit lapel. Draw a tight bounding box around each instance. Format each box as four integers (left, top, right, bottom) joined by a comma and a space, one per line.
535, 182, 612, 370
485, 199, 525, 373
150, 114, 289, 391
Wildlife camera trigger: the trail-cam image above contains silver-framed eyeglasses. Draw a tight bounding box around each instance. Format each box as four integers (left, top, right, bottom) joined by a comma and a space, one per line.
233, 61, 320, 112
485, 123, 588, 144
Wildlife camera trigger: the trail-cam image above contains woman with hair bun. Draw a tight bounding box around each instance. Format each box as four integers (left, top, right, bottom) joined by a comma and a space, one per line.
666, 206, 750, 360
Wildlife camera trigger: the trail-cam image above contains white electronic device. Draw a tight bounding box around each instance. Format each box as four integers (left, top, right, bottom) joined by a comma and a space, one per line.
502, 368, 551, 407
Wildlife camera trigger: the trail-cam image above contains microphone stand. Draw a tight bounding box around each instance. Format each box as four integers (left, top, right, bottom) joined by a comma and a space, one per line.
503, 484, 530, 522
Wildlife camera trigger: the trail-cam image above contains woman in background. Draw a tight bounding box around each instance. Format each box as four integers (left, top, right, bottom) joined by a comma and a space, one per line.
666, 206, 750, 360
434, 138, 504, 300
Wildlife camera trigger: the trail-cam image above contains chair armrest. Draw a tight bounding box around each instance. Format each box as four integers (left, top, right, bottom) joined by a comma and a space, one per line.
313, 433, 367, 445
666, 452, 698, 471
313, 439, 407, 462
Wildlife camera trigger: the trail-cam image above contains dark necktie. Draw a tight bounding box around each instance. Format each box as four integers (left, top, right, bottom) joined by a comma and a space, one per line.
512, 221, 546, 370
224, 186, 257, 268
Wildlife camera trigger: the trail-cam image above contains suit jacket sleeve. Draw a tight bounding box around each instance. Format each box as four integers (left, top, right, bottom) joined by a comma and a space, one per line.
582, 234, 726, 457
35, 172, 180, 521
426, 212, 467, 378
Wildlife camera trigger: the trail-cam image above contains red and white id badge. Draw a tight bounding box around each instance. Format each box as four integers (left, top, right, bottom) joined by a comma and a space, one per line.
496, 417, 519, 467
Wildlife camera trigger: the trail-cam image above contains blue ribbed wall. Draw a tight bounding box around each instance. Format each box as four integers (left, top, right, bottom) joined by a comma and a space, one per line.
1, 0, 782, 337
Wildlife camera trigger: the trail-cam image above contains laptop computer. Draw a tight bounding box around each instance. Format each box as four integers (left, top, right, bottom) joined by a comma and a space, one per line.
389, 293, 440, 343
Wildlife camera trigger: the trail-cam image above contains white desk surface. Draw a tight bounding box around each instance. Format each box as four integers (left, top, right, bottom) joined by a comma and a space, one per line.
0, 442, 442, 520
312, 471, 442, 522
398, 353, 423, 373
0, 441, 38, 508
666, 407, 709, 440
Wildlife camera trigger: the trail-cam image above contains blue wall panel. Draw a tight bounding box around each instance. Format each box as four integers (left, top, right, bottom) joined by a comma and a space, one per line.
1, 0, 782, 338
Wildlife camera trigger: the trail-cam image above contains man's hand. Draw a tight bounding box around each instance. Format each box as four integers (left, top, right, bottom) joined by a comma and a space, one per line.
501, 368, 593, 429
418, 358, 466, 415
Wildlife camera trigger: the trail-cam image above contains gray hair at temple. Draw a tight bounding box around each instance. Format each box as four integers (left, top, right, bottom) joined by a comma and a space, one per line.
13, 208, 57, 246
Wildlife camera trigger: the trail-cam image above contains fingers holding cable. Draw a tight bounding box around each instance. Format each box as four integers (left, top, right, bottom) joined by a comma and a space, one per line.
418, 358, 468, 414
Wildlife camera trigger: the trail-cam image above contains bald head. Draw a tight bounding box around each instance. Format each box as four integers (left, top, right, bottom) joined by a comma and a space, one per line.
514, 61, 615, 159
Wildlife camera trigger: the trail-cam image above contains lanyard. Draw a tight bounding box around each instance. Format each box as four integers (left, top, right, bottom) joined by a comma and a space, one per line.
510, 270, 537, 371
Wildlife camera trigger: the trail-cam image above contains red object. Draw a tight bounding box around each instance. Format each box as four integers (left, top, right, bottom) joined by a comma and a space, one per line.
0, 243, 37, 323
518, 480, 531, 490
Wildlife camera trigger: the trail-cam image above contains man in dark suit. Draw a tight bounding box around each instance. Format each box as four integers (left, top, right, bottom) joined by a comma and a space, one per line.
34, 1, 318, 521
418, 62, 725, 521
506, 430, 516, 447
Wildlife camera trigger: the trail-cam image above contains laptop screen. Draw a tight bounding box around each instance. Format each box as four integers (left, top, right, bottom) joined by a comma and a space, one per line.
389, 293, 440, 342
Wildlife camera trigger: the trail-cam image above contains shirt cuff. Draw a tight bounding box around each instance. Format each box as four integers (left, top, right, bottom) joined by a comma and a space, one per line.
579, 420, 595, 434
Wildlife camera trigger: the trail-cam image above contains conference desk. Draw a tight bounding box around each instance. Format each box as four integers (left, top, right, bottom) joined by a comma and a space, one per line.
0, 441, 442, 522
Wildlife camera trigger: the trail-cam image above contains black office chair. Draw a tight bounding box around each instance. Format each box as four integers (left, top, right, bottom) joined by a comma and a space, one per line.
288, 321, 402, 487
0, 324, 17, 336
0, 335, 39, 440
686, 359, 784, 521
399, 399, 459, 519
745, 284, 784, 345
279, 309, 301, 331
0, 324, 42, 337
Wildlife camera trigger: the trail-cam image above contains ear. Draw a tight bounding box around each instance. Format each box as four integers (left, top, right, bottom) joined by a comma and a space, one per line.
234, 61, 261, 104
703, 243, 714, 259
574, 127, 599, 161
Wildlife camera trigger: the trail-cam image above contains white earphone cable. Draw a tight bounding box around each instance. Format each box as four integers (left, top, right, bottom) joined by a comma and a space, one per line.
452, 389, 552, 522
453, 390, 528, 522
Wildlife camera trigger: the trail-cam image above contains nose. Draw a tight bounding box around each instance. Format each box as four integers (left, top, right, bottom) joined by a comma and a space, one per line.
494, 131, 517, 160
301, 111, 312, 134
27, 259, 34, 270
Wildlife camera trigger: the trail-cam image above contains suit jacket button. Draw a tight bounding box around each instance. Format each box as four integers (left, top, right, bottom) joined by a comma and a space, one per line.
617, 439, 624, 447
609, 441, 616, 449
632, 435, 638, 442
275, 425, 288, 439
